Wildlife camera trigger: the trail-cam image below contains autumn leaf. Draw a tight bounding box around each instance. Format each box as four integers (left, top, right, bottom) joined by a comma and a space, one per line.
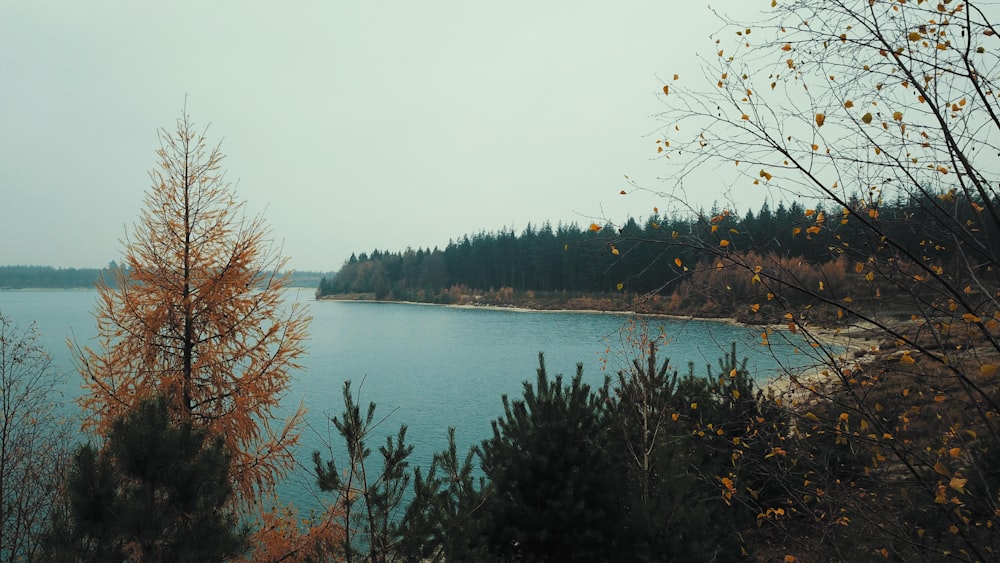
662, 85, 670, 96
862, 112, 873, 124
815, 113, 825, 127
589, 223, 602, 232
949, 476, 967, 493
674, 257, 683, 267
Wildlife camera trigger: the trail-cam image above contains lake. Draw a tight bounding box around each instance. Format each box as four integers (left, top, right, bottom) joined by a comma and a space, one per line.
0, 289, 824, 515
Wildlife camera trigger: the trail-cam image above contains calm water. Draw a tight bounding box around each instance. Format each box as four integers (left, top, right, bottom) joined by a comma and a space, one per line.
0, 290, 822, 514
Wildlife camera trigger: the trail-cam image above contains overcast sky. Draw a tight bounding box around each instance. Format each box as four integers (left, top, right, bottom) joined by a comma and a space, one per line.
1, 1, 759, 271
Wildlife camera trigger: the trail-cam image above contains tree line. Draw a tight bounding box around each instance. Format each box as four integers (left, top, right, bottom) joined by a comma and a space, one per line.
317, 191, 997, 309
0, 265, 331, 289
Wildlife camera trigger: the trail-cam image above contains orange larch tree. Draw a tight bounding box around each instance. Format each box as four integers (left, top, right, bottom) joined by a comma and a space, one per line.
74, 111, 337, 560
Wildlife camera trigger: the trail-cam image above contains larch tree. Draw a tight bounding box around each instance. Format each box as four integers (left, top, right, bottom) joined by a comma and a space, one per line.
629, 0, 1000, 560
74, 112, 335, 559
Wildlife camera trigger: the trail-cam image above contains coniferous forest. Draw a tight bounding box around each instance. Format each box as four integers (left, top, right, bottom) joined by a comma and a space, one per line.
318, 192, 998, 321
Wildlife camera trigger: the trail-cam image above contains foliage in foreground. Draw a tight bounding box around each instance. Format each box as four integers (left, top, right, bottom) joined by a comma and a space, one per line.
640, 0, 1000, 559
0, 312, 73, 561
72, 111, 336, 559
316, 341, 795, 562
43, 396, 249, 562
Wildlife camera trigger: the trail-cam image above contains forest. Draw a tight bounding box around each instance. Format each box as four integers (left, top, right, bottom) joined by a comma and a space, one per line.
318, 192, 997, 321
0, 265, 331, 289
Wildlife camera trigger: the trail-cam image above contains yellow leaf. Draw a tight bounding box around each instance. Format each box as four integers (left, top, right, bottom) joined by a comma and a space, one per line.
671, 412, 680, 421
616, 282, 624, 291
691, 402, 698, 410
934, 461, 950, 476
900, 352, 915, 364
962, 313, 982, 323
981, 364, 998, 377
815, 113, 825, 127
893, 111, 903, 121
750, 303, 761, 313
589, 223, 601, 232
949, 476, 967, 493
674, 257, 683, 267
759, 169, 773, 181
949, 447, 961, 458
862, 113, 873, 124
719, 239, 730, 247
908, 31, 922, 41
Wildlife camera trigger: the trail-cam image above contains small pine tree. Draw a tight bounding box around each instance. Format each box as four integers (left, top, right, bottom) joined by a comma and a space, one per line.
478, 354, 625, 562
43, 397, 248, 562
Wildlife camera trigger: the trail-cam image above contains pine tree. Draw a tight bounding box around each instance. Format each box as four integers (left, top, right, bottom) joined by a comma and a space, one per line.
44, 397, 248, 562
478, 354, 625, 562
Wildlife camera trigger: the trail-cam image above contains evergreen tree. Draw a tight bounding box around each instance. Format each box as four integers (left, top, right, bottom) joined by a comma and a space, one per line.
478, 354, 625, 562
43, 397, 248, 562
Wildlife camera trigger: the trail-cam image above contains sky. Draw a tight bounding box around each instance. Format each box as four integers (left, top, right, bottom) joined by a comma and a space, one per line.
1, 0, 759, 272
